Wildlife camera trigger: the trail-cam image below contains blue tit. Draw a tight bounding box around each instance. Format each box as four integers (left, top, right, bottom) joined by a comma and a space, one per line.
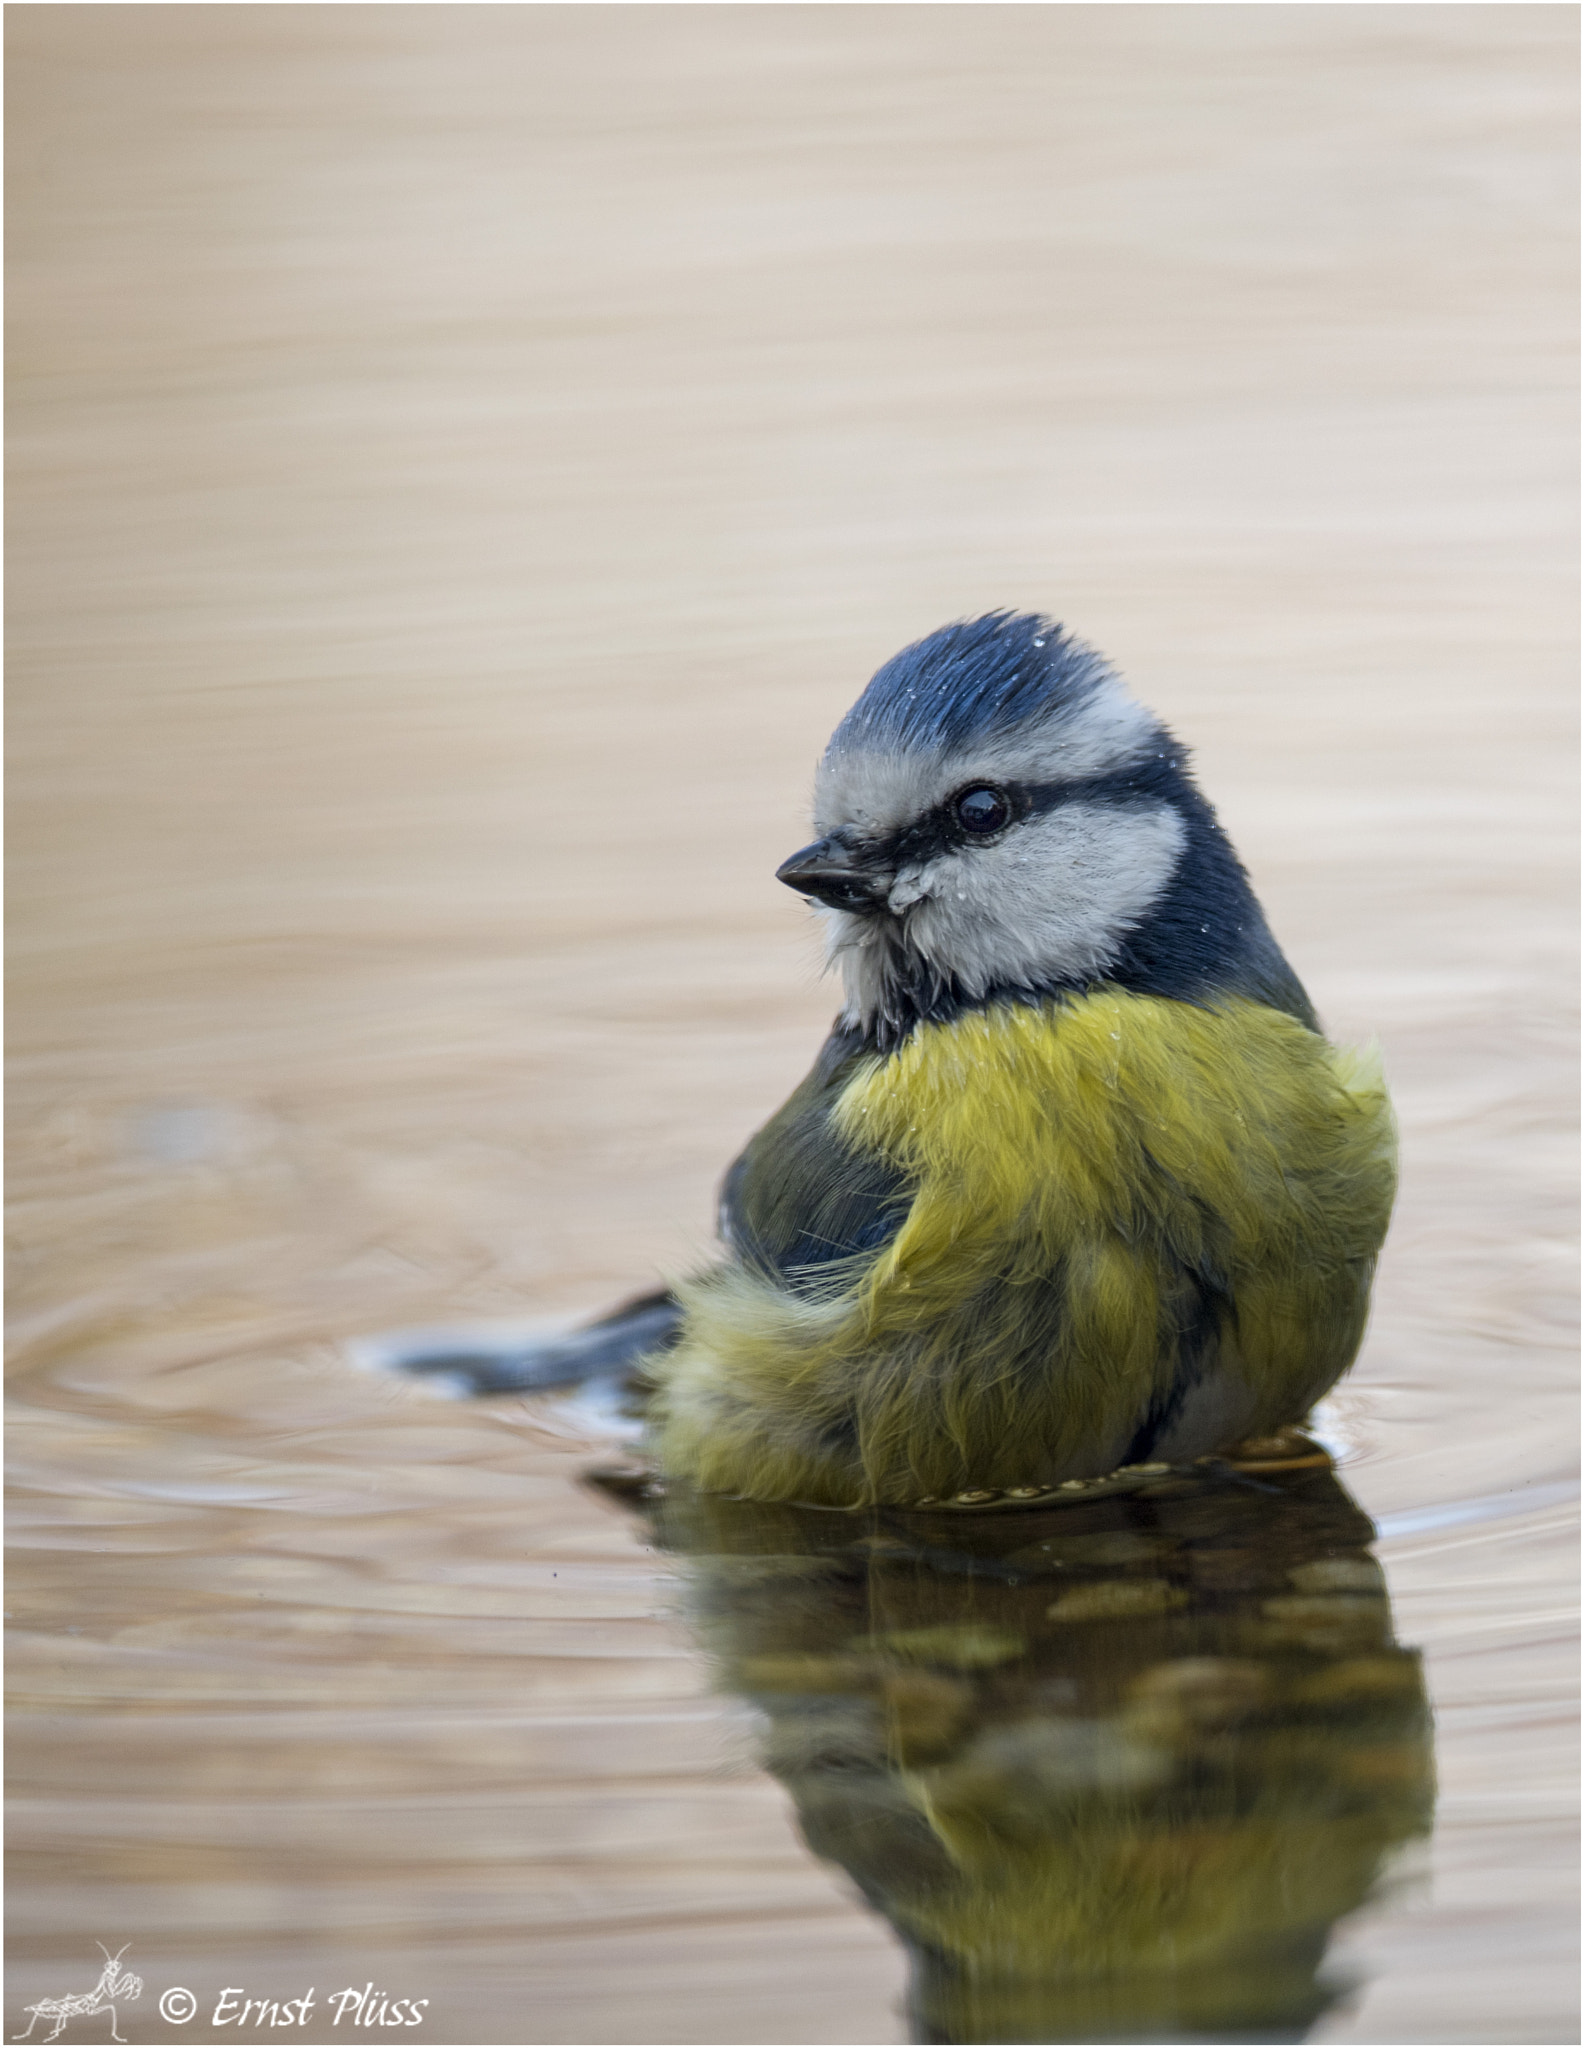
392, 612, 1395, 1511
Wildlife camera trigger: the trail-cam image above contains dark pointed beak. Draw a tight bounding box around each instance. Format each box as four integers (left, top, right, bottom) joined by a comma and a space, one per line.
775, 836, 889, 914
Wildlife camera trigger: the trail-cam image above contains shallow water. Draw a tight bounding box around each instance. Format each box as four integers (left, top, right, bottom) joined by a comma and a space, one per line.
7, 10, 1577, 2044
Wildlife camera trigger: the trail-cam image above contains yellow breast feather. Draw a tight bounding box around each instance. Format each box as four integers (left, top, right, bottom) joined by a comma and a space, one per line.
652, 992, 1395, 1507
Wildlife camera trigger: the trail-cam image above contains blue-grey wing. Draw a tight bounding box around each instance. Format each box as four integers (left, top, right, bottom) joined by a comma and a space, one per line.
717, 1025, 913, 1286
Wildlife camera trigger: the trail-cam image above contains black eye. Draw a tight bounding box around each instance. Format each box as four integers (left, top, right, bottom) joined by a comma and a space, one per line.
954, 786, 1011, 836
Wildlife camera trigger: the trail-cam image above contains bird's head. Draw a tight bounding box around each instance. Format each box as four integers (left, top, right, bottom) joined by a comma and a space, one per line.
777, 612, 1296, 1050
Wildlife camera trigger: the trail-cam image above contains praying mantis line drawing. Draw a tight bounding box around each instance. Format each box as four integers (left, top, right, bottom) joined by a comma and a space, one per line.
13, 1946, 143, 2043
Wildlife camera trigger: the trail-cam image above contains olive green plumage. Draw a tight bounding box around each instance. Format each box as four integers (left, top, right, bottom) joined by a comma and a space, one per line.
380, 612, 1400, 1498
650, 991, 1395, 1507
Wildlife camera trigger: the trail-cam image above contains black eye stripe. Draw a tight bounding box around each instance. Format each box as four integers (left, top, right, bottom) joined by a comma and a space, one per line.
867, 760, 1180, 869
1020, 761, 1180, 814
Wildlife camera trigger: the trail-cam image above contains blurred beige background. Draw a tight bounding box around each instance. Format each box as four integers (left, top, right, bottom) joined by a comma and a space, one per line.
8, 7, 1577, 2042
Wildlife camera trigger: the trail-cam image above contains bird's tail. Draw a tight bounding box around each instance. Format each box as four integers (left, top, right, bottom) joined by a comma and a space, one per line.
350, 1288, 683, 1397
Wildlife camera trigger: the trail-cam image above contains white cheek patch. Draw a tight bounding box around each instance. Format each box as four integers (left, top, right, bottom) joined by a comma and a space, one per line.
903, 802, 1187, 996
820, 802, 1188, 1032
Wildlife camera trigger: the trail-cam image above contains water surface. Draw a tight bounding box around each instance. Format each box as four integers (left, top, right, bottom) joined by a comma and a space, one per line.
7, 10, 1576, 2043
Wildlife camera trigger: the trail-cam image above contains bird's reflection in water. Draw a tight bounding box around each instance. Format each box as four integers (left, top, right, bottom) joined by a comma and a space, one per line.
600, 1453, 1433, 2045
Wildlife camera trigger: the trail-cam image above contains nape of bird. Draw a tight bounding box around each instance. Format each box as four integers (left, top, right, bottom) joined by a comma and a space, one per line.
388, 612, 1395, 1508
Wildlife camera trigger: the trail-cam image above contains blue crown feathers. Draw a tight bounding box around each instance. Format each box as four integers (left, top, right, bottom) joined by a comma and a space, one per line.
829, 612, 1116, 757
